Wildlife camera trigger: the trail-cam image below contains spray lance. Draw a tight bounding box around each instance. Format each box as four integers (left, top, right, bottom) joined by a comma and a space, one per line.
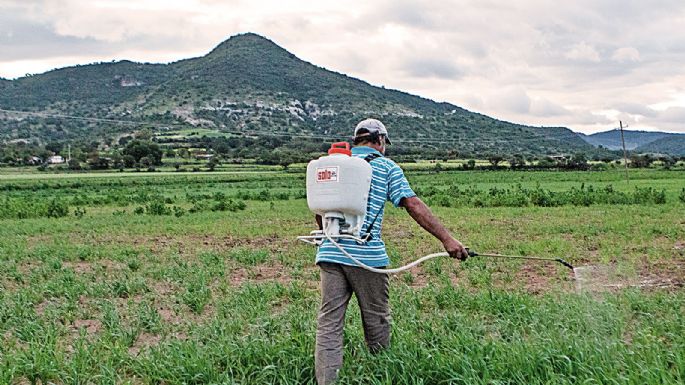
297, 142, 574, 274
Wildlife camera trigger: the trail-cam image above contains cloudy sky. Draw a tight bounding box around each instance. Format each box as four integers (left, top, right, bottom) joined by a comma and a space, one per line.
2, 0, 685, 134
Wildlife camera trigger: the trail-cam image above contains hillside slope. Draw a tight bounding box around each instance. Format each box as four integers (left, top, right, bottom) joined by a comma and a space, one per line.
635, 136, 685, 156
0, 33, 596, 157
581, 129, 678, 150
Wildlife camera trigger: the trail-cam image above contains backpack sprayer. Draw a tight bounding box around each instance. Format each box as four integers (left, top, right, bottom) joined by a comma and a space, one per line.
297, 142, 575, 274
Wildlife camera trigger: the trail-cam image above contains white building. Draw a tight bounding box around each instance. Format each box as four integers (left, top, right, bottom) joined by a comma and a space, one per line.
48, 155, 65, 164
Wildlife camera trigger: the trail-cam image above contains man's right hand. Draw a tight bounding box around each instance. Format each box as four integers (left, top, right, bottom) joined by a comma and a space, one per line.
443, 238, 469, 261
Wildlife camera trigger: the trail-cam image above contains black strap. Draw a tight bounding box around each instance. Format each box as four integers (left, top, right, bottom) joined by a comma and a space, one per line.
362, 153, 382, 240
363, 153, 382, 163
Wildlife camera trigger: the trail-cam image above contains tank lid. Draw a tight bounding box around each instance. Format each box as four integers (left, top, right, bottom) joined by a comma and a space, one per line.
328, 142, 351, 156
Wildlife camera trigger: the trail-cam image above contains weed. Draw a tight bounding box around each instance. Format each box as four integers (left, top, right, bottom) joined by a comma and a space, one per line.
229, 248, 270, 265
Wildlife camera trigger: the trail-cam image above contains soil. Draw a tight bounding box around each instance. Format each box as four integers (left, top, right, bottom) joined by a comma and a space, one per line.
228, 262, 292, 286
72, 319, 102, 335
128, 332, 162, 356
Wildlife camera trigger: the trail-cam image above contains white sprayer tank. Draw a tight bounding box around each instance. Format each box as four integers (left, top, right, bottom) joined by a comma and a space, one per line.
306, 142, 372, 238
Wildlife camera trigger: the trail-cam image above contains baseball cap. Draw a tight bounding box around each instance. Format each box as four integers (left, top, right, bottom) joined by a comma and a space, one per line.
353, 118, 391, 144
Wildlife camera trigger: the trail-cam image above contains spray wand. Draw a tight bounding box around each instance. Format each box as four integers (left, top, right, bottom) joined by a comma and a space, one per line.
465, 250, 575, 270
323, 231, 574, 274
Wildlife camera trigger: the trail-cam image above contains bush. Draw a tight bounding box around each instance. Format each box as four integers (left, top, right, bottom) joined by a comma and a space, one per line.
46, 199, 69, 218
145, 200, 172, 216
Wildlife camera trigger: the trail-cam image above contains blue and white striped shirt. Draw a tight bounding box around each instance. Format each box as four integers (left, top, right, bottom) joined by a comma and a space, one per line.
315, 146, 416, 267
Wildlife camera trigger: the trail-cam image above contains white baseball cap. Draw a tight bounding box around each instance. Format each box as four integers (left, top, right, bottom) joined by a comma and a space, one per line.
354, 118, 391, 144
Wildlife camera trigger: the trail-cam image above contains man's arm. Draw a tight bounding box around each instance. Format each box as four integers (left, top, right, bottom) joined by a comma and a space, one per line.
400, 196, 468, 260
315, 214, 323, 230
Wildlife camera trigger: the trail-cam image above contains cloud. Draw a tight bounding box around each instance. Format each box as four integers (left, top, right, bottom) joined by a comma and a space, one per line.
613, 102, 657, 118
564, 42, 601, 62
529, 98, 570, 117
487, 87, 532, 114
403, 58, 461, 79
612, 47, 641, 62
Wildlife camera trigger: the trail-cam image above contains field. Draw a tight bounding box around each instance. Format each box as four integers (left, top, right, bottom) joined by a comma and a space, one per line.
1, 167, 684, 384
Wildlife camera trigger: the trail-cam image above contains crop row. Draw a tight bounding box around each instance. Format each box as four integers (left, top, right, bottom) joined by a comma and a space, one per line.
417, 184, 675, 208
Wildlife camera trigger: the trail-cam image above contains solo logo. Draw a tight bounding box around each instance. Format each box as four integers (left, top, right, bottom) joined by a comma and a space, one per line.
316, 167, 339, 182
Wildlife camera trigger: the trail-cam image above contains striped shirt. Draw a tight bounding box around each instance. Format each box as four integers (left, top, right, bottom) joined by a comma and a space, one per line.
315, 146, 416, 267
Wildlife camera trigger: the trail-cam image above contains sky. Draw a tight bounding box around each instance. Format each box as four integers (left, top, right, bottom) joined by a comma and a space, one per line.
1, 0, 685, 134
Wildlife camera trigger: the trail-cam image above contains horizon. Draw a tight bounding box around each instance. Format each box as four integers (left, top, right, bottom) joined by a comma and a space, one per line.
2, 1, 685, 135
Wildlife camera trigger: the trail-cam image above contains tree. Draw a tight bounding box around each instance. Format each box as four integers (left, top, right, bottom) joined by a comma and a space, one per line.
177, 148, 190, 160
87, 152, 110, 170
661, 156, 676, 169
487, 154, 505, 167
135, 129, 153, 140
629, 154, 652, 168
140, 156, 152, 168
68, 159, 82, 171
123, 155, 136, 168
569, 153, 589, 170
118, 135, 134, 146
112, 154, 125, 170
123, 140, 163, 165
45, 141, 63, 154
207, 157, 219, 171
509, 154, 526, 169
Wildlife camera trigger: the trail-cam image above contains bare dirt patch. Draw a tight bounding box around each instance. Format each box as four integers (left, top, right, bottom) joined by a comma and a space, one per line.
158, 306, 181, 324
390, 266, 430, 288
515, 261, 574, 294
86, 233, 287, 257
72, 319, 102, 335
63, 261, 93, 274
636, 258, 685, 291
128, 332, 162, 356
229, 262, 292, 286
150, 280, 177, 296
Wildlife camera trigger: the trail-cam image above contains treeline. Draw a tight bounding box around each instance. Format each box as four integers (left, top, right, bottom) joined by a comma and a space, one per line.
3, 132, 684, 172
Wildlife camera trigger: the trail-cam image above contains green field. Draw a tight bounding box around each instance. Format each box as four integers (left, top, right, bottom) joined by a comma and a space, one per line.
1, 168, 684, 384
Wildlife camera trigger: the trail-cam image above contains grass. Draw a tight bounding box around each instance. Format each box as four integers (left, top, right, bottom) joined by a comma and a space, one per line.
0, 167, 683, 384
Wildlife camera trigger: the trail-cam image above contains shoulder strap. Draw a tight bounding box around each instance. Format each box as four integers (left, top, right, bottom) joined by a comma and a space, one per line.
363, 153, 382, 163
362, 152, 382, 241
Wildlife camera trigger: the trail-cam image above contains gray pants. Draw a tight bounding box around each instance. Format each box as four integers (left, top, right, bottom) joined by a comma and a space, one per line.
315, 262, 391, 385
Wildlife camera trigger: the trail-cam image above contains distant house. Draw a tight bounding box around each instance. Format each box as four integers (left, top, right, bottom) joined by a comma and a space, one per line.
195, 154, 214, 160
27, 156, 42, 165
48, 155, 65, 164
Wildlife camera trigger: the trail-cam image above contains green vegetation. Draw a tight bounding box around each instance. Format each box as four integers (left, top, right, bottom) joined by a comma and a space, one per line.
1, 33, 616, 161
1, 167, 684, 384
419, 183, 667, 207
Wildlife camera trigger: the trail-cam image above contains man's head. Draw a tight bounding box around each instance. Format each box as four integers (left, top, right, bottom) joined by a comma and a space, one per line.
353, 118, 391, 154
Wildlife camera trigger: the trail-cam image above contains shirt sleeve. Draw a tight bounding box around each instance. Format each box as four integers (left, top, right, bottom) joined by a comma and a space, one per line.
387, 163, 416, 207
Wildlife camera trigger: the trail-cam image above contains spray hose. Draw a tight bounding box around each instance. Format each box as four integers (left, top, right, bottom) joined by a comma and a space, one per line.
324, 232, 574, 274
324, 232, 447, 274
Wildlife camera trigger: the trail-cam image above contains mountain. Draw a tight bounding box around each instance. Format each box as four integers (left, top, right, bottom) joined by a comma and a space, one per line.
580, 129, 680, 150
635, 136, 685, 156
580, 129, 685, 155
0, 33, 599, 157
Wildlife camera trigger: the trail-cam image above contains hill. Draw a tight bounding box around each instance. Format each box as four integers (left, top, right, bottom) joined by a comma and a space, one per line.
0, 33, 599, 158
581, 129, 680, 150
635, 136, 685, 156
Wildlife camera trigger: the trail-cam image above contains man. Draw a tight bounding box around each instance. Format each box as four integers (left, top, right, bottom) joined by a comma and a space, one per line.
314, 118, 468, 384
